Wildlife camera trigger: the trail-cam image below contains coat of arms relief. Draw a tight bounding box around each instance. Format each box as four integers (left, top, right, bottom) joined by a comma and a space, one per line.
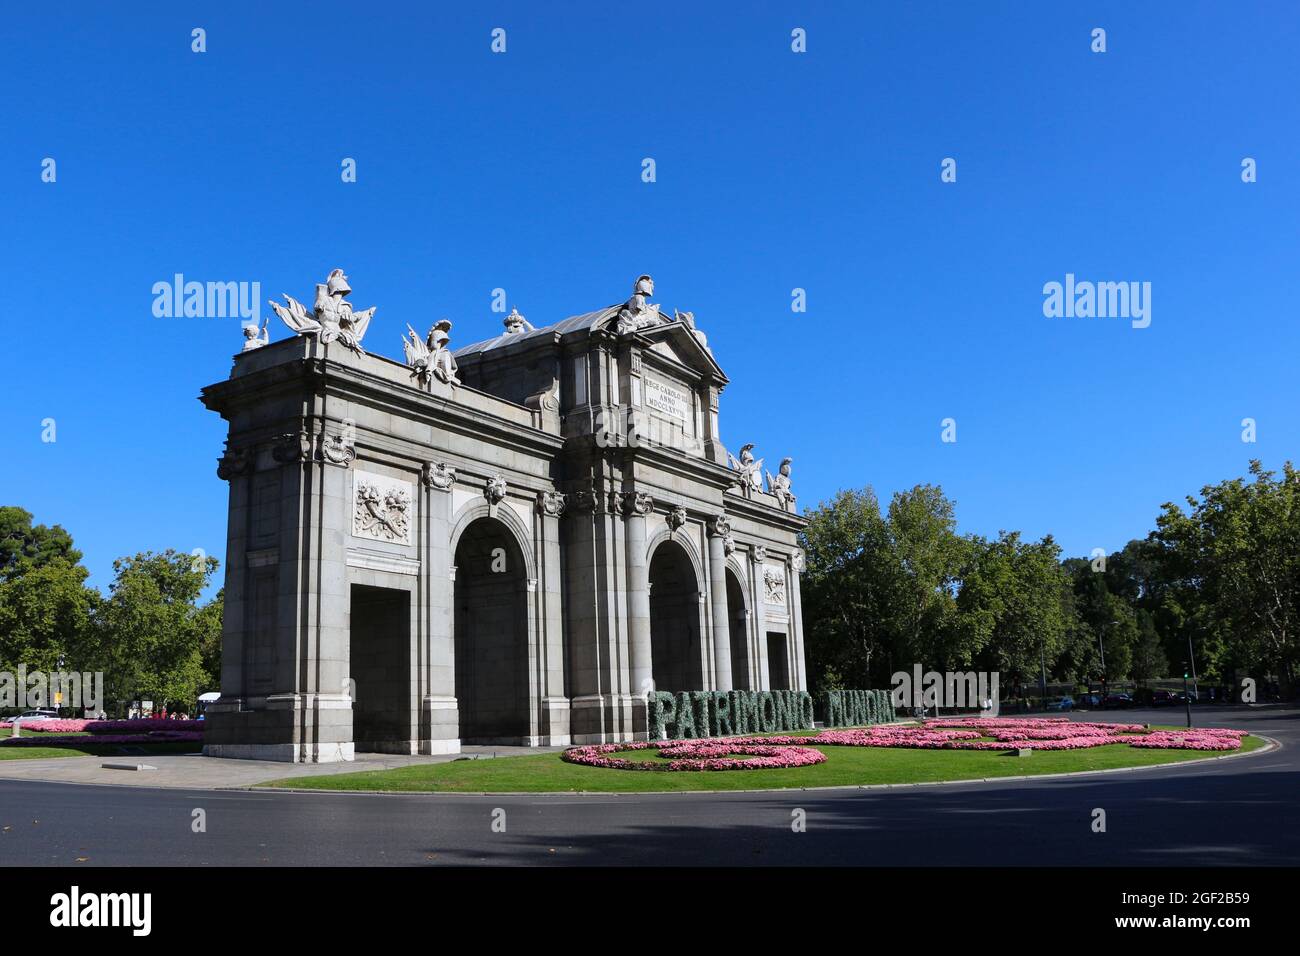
352, 470, 414, 545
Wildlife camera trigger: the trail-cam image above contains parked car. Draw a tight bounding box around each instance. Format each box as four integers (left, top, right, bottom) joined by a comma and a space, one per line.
7, 709, 58, 723
1077, 693, 1102, 708
1151, 690, 1177, 706
1045, 696, 1074, 711
1102, 693, 1133, 709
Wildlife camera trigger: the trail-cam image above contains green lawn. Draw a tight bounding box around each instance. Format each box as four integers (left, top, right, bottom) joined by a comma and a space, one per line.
262, 733, 1265, 793
0, 728, 202, 760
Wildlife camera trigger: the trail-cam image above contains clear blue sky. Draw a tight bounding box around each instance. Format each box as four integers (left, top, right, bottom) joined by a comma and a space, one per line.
3, 2, 1298, 593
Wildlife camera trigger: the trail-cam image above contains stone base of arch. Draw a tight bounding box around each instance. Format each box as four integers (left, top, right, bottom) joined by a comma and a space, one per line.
569, 693, 649, 745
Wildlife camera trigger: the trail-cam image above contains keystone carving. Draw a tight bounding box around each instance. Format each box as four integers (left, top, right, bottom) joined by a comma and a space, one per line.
484, 475, 507, 505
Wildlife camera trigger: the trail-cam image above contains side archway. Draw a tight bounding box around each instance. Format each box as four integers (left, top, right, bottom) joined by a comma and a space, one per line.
725, 565, 751, 690
647, 536, 705, 692
452, 515, 531, 742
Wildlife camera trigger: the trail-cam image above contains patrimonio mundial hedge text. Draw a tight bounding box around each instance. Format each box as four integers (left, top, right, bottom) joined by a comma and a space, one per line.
649, 689, 895, 740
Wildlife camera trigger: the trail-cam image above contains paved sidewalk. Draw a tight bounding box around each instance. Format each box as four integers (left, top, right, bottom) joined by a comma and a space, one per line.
0, 745, 563, 791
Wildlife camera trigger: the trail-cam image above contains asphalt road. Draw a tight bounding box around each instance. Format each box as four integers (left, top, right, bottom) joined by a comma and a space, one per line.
1, 706, 1295, 866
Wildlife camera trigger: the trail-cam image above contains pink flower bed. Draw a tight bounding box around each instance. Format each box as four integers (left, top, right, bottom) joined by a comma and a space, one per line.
561, 717, 1247, 769
0, 732, 203, 747
1128, 729, 1246, 751
0, 718, 204, 734
562, 740, 826, 771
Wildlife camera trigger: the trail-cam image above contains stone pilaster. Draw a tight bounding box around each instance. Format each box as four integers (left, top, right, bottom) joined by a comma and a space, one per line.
788, 549, 808, 691
536, 491, 571, 744
707, 513, 734, 691
623, 492, 654, 709
419, 461, 460, 754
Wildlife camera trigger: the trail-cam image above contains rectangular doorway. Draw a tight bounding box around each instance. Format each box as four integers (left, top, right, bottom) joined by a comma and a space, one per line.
349, 584, 411, 752
767, 632, 790, 690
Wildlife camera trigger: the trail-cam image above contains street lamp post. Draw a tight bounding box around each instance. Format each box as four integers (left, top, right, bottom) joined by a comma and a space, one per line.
1098, 620, 1119, 703
1039, 638, 1048, 711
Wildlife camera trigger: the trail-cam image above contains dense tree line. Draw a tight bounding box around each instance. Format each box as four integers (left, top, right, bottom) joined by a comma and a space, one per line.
6, 457, 1297, 712
801, 461, 1300, 699
0, 506, 222, 714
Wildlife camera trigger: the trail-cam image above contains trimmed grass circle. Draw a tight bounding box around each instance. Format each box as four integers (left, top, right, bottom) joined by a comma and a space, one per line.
262, 721, 1266, 794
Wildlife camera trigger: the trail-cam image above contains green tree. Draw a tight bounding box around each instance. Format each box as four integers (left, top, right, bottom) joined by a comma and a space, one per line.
885, 485, 968, 670
0, 558, 93, 675
1130, 609, 1169, 683
0, 506, 81, 582
800, 484, 970, 691
1062, 556, 1138, 685
800, 488, 896, 690
84, 550, 222, 710
962, 532, 1072, 690
1152, 460, 1300, 691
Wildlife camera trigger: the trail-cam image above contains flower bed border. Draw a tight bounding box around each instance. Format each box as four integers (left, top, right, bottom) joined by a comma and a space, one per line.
561, 717, 1249, 771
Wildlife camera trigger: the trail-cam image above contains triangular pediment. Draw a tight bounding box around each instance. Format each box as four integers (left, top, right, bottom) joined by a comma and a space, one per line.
638, 320, 727, 383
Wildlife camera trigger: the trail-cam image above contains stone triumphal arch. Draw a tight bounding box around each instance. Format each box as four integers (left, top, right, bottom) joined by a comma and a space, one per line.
201, 271, 807, 761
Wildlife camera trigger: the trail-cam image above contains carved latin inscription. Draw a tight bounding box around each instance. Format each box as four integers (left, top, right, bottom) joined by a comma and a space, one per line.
644, 375, 689, 420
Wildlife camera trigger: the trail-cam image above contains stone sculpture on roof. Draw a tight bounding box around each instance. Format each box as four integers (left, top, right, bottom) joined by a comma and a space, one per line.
241, 319, 270, 351
503, 307, 535, 334
766, 457, 796, 512
727, 442, 764, 498
616, 274, 664, 334
269, 268, 375, 356
403, 319, 460, 389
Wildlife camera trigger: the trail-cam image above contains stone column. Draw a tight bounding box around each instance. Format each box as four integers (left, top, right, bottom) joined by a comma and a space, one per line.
214, 446, 252, 703
707, 513, 734, 691
420, 461, 459, 754
623, 492, 654, 699
751, 545, 771, 690
789, 549, 808, 691
566, 484, 632, 743
537, 491, 571, 744
204, 446, 253, 751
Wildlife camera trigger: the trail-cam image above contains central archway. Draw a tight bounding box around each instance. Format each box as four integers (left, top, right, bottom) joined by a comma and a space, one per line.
453, 516, 529, 742
649, 539, 704, 692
